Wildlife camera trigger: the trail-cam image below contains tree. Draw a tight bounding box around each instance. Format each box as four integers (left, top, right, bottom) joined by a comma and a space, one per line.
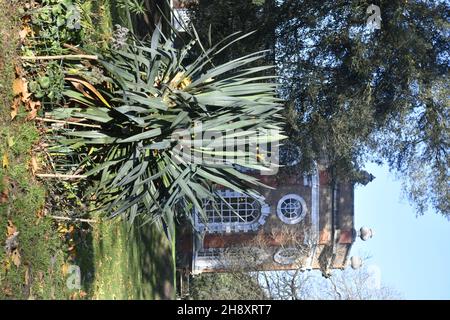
318, 264, 401, 300
188, 0, 449, 218
188, 0, 277, 66
255, 262, 401, 300
277, 0, 449, 217
189, 272, 268, 300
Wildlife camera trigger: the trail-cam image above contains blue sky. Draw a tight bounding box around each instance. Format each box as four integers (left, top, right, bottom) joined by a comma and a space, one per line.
352, 162, 450, 299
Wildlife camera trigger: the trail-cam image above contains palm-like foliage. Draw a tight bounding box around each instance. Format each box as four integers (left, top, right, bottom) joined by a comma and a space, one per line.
49, 27, 284, 239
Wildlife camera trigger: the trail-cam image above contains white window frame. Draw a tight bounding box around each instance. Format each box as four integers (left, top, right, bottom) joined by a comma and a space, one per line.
276, 194, 307, 224
194, 190, 270, 234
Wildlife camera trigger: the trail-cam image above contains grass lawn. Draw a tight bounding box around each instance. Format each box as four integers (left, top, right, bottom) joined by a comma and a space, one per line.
0, 0, 69, 299
78, 220, 175, 300
0, 0, 175, 300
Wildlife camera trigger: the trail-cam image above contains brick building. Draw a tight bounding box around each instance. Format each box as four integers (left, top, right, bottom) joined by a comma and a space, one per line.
177, 164, 374, 277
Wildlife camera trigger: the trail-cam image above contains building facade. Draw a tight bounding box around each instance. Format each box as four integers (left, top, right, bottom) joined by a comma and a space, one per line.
177, 164, 372, 277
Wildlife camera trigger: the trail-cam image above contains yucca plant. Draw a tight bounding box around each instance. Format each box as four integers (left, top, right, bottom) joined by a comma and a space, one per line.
48, 26, 284, 239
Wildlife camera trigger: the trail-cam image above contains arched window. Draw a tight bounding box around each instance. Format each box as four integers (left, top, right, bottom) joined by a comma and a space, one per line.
204, 196, 260, 224
195, 190, 270, 233
276, 194, 307, 224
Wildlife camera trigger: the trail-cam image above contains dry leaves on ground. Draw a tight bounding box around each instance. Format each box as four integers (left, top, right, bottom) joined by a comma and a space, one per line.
30, 155, 39, 175
11, 76, 41, 120
2, 153, 8, 169
4, 220, 21, 268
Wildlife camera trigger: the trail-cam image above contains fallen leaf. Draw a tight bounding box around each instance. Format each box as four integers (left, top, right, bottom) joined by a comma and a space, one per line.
30, 156, 38, 174
61, 263, 69, 276
0, 190, 8, 204
2, 285, 13, 297
12, 78, 31, 103
57, 224, 68, 234
2, 153, 9, 169
15, 64, 24, 77
24, 265, 31, 286
0, 178, 8, 204
26, 100, 40, 120
11, 249, 21, 267
21, 81, 31, 103
3, 259, 11, 273
21, 13, 31, 23
19, 26, 31, 41
6, 220, 16, 236
35, 209, 45, 224
11, 97, 20, 120
12, 78, 25, 96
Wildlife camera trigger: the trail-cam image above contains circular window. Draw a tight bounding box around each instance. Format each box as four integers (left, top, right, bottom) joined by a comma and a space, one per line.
276, 194, 307, 224
273, 248, 300, 265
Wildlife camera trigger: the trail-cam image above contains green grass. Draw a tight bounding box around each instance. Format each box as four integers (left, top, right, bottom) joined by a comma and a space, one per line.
0, 0, 175, 300
0, 0, 69, 300
75, 220, 174, 300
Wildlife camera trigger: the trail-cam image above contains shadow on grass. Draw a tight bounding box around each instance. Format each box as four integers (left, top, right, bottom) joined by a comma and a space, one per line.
76, 218, 174, 300
74, 223, 96, 295
128, 222, 174, 300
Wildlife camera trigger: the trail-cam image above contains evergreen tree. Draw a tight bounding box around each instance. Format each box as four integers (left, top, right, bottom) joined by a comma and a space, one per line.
189, 0, 449, 218
277, 0, 449, 217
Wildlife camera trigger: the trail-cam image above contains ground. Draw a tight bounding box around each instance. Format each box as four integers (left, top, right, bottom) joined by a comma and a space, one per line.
0, 0, 69, 299
0, 0, 175, 300
78, 221, 174, 300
